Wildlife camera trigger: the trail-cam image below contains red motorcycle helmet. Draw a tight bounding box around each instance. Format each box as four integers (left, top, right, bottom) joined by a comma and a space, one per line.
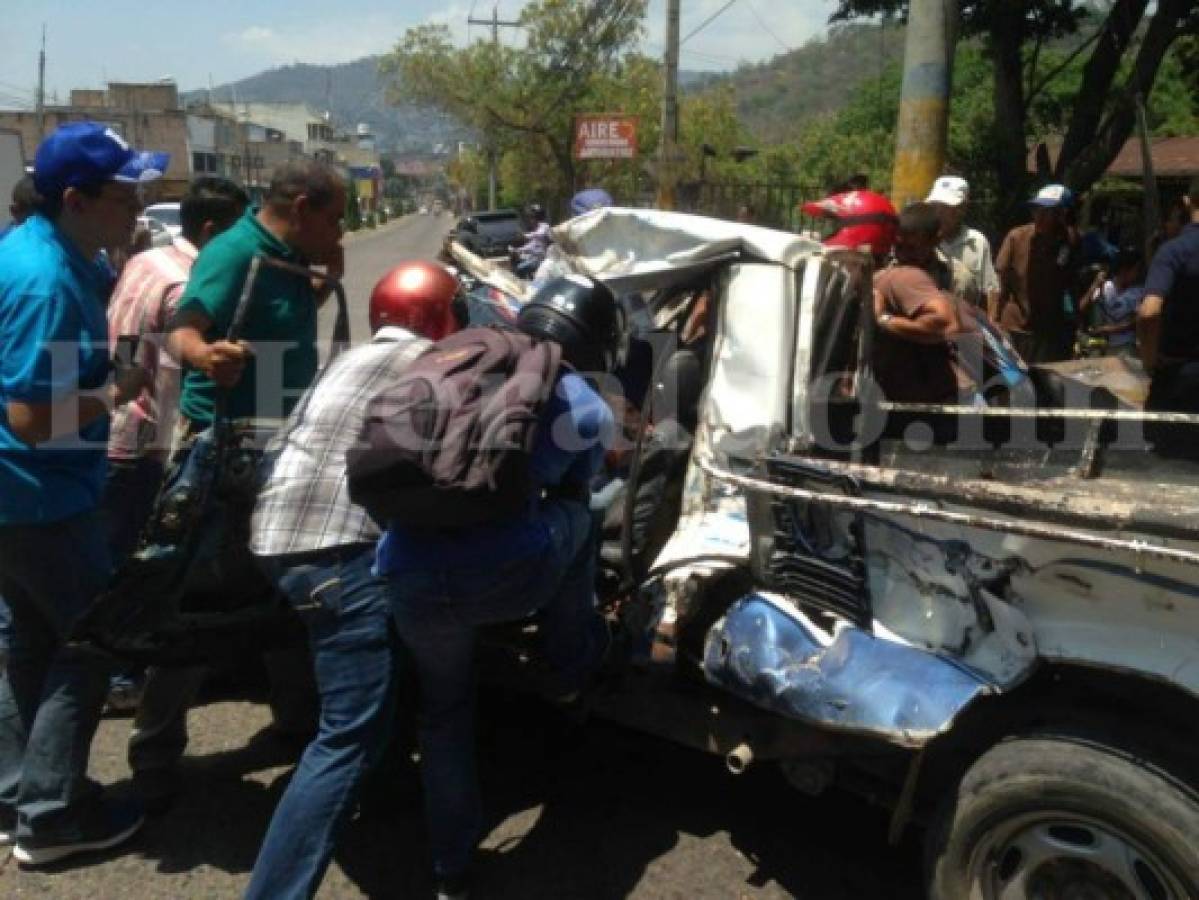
368, 260, 461, 340
801, 190, 899, 258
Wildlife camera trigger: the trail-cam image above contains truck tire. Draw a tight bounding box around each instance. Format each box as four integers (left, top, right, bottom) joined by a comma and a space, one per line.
926, 733, 1199, 899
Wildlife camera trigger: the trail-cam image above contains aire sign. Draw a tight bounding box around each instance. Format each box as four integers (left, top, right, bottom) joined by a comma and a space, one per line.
574, 115, 638, 160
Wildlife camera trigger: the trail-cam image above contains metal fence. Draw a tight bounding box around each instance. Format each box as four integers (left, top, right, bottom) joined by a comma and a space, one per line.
683, 181, 827, 233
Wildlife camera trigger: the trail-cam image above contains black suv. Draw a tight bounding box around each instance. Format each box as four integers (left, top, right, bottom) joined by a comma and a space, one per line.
452, 209, 525, 258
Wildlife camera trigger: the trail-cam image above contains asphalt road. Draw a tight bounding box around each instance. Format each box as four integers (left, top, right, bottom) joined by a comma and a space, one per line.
0, 215, 926, 898
319, 210, 455, 350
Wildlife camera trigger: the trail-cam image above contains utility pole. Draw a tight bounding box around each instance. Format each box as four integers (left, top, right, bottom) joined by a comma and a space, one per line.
35, 25, 46, 140
467, 5, 521, 209
657, 0, 681, 210
890, 0, 958, 209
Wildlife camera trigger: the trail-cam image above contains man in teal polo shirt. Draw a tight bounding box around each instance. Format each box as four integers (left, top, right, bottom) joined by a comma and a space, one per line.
127, 160, 344, 810
0, 122, 162, 866
170, 159, 346, 427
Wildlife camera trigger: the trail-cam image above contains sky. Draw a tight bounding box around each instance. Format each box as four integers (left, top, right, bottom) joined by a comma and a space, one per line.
0, 0, 833, 107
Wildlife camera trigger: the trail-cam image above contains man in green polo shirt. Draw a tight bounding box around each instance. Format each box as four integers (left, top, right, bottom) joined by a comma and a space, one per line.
129, 161, 344, 810
170, 159, 346, 426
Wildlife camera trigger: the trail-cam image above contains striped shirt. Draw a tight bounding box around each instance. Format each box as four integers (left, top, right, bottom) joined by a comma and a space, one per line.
107, 238, 196, 461
250, 327, 430, 557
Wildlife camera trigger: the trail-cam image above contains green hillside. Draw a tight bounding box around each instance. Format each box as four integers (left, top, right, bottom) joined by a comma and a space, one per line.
691, 20, 905, 143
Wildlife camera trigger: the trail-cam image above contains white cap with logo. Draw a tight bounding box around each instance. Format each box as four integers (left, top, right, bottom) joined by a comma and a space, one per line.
925, 175, 969, 207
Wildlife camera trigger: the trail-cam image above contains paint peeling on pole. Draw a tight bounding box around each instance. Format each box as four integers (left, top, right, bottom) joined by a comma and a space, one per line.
890, 0, 959, 210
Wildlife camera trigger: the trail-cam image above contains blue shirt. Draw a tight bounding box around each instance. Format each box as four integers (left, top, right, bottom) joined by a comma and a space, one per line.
1146, 222, 1199, 361
0, 214, 113, 524
376, 370, 615, 573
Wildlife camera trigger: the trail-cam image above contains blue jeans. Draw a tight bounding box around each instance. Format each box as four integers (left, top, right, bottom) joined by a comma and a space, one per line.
245, 544, 398, 900
102, 456, 165, 566
387, 498, 607, 878
0, 510, 114, 839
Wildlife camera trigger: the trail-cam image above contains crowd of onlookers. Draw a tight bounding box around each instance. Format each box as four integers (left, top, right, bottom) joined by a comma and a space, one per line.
797, 170, 1199, 411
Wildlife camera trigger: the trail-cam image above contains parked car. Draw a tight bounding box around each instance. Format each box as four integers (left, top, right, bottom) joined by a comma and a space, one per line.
143, 201, 182, 239
83, 209, 1199, 898
451, 208, 524, 259
136, 214, 173, 248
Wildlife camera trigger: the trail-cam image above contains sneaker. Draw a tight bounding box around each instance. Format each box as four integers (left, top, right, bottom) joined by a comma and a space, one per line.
0, 804, 15, 846
13, 798, 144, 867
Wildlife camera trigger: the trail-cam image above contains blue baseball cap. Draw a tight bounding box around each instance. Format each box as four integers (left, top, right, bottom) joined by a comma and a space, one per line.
570, 188, 613, 217
34, 122, 169, 198
1029, 183, 1074, 209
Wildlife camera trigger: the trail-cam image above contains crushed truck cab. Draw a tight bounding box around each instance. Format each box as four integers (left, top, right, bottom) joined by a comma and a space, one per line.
538, 207, 1199, 898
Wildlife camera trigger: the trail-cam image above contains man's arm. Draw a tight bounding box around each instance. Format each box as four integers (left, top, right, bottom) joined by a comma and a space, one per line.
877, 287, 960, 345
1138, 293, 1165, 370
1139, 245, 1178, 370
168, 308, 251, 388
7, 365, 148, 446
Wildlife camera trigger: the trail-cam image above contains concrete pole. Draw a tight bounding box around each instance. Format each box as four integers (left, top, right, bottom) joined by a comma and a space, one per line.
36, 26, 46, 141
467, 5, 520, 209
890, 0, 958, 209
657, 0, 681, 210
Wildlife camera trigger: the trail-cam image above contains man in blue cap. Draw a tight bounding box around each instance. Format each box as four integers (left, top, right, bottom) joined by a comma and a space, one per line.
0, 121, 165, 866
994, 184, 1081, 364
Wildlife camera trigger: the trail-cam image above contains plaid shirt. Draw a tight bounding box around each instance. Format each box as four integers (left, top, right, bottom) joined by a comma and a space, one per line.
250, 327, 429, 557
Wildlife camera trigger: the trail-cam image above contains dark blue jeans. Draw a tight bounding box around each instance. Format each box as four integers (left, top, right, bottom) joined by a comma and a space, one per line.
102, 456, 165, 566
245, 544, 398, 900
0, 510, 114, 839
387, 498, 607, 878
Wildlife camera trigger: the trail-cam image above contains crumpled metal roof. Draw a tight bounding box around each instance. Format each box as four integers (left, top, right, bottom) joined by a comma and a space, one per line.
551, 206, 823, 293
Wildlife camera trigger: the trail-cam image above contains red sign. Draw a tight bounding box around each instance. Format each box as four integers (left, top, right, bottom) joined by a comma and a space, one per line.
574, 115, 638, 160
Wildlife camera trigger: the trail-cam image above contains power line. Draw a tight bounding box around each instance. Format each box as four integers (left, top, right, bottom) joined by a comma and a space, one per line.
681, 0, 739, 46
746, 1, 791, 54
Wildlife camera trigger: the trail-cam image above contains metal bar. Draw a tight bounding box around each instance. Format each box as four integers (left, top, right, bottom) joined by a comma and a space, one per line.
875, 401, 1199, 425
697, 453, 1199, 568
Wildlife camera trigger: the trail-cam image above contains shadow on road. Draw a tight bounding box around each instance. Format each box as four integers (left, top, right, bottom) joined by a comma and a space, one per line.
41, 687, 922, 898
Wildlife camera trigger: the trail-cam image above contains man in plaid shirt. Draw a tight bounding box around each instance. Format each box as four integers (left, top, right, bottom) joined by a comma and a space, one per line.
244, 260, 463, 900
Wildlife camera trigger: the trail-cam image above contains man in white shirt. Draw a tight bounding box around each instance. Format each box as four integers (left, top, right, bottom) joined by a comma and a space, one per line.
926, 176, 999, 311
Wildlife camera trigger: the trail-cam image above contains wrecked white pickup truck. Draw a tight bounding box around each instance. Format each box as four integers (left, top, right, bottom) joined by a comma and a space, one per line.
468, 207, 1199, 899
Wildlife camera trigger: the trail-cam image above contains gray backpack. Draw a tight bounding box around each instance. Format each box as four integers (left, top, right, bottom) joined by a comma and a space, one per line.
347, 326, 562, 528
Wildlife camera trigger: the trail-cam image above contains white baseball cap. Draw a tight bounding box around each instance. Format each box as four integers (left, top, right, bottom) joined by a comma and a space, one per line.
1029, 183, 1075, 208
925, 176, 969, 206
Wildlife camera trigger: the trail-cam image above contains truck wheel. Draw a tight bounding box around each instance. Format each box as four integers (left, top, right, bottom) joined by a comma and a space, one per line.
926, 733, 1199, 899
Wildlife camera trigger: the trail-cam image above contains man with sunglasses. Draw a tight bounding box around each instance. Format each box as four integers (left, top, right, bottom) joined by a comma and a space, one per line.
0, 122, 164, 866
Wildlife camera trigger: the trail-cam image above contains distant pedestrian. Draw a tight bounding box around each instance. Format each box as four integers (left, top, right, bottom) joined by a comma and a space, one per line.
994, 184, 1080, 364
0, 122, 162, 866
925, 175, 999, 310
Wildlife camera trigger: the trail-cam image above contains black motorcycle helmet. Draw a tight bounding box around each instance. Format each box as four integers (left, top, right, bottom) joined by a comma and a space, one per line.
525, 202, 546, 223
517, 274, 626, 373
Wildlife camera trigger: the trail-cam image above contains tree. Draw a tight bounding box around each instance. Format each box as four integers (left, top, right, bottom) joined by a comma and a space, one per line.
379, 0, 648, 212
830, 1, 1199, 223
